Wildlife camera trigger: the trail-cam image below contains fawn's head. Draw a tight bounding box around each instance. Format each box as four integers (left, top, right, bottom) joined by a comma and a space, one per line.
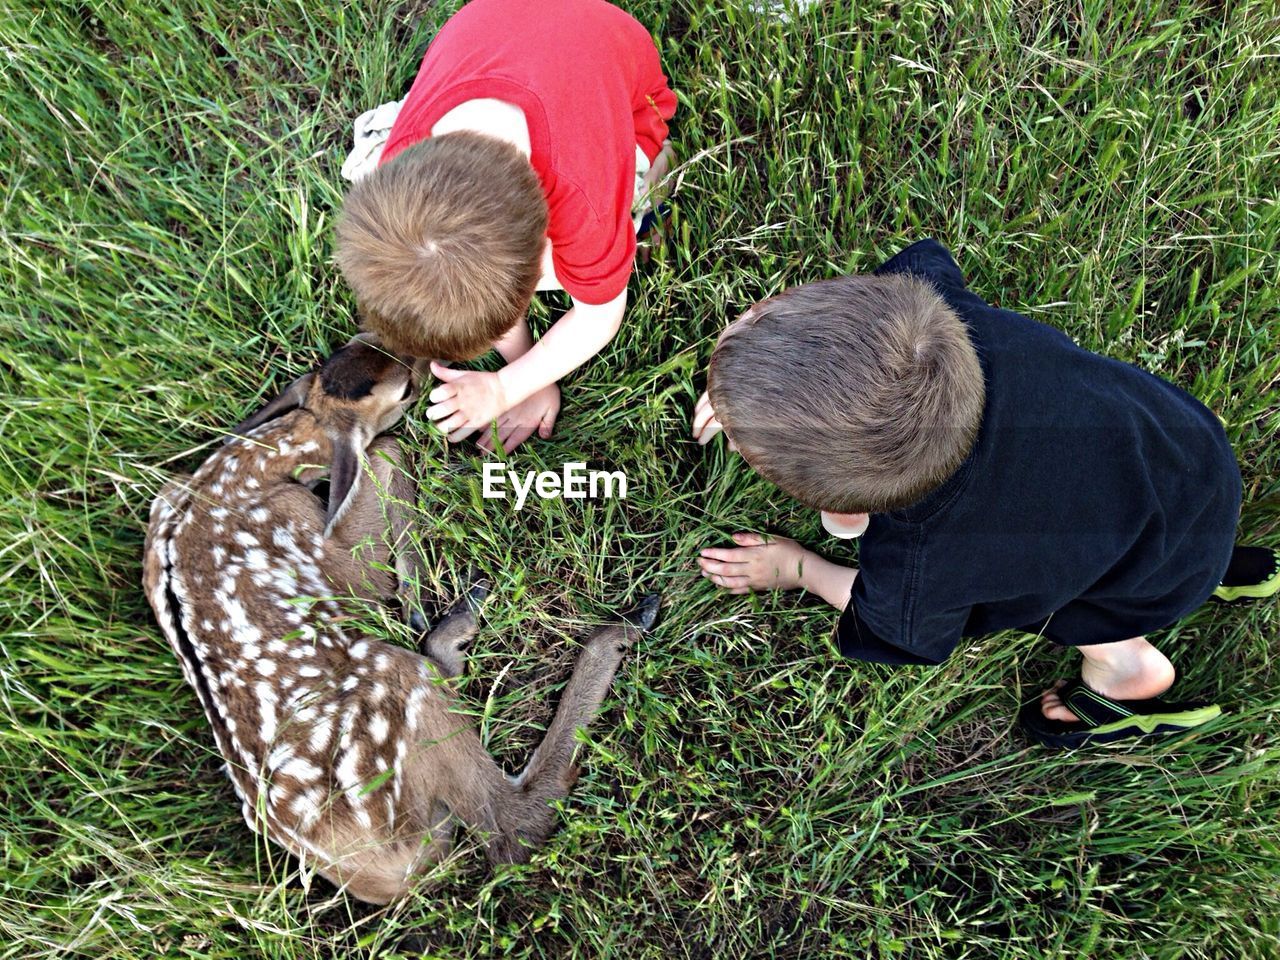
230, 335, 427, 534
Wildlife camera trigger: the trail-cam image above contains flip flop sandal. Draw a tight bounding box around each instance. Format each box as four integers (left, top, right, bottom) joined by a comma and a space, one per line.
1212, 546, 1280, 603
1018, 678, 1222, 748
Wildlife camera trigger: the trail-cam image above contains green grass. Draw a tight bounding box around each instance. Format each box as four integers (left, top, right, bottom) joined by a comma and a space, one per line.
2, 0, 1279, 956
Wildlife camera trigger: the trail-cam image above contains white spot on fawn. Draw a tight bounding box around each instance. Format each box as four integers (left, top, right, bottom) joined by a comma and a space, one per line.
267, 743, 293, 770
405, 689, 426, 730
291, 788, 322, 826
256, 682, 279, 742
309, 721, 332, 754
277, 756, 321, 783
335, 747, 362, 795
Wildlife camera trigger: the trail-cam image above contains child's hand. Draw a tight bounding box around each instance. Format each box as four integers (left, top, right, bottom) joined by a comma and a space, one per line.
427, 362, 508, 443
698, 533, 811, 594
478, 382, 560, 454
692, 390, 728, 446
639, 139, 675, 203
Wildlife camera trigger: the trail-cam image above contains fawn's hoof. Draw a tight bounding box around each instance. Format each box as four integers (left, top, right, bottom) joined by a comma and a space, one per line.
407, 608, 430, 634
621, 593, 661, 632
466, 579, 492, 609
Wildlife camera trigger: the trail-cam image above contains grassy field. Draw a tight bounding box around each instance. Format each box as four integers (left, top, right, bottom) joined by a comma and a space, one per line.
3, 0, 1279, 956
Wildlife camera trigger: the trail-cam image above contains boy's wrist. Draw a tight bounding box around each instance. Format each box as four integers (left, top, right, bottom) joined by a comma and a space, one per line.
800, 553, 858, 610
495, 361, 556, 413
795, 548, 822, 594
494, 364, 523, 410
493, 317, 534, 363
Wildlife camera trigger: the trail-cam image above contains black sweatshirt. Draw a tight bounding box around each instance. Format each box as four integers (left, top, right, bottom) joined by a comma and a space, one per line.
835, 239, 1241, 666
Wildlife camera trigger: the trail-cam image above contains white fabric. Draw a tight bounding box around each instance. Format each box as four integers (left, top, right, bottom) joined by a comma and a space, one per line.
748, 0, 822, 21
821, 511, 870, 539
340, 98, 405, 182
630, 144, 652, 232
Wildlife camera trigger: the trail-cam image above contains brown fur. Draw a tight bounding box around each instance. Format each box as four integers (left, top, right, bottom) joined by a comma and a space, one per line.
143, 339, 653, 903
335, 131, 548, 361
708, 273, 986, 514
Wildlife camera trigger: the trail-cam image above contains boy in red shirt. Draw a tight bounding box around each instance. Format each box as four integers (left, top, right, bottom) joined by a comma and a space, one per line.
336, 0, 676, 452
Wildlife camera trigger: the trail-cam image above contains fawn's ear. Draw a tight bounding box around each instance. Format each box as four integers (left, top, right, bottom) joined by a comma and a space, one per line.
227, 373, 315, 441
323, 425, 371, 538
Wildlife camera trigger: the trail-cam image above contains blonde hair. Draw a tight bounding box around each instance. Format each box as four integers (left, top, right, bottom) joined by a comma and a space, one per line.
335, 132, 548, 360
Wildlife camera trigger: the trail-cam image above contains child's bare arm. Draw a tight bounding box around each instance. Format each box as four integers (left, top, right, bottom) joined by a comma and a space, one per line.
646, 140, 674, 186
426, 289, 627, 450
799, 553, 860, 609
638, 139, 674, 208
498, 290, 626, 409
698, 533, 858, 609
493, 316, 536, 364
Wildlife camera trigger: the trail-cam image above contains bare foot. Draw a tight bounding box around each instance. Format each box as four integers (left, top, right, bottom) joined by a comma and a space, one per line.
1041, 637, 1176, 722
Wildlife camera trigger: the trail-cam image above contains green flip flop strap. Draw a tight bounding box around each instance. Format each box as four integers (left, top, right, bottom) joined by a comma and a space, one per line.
1213, 547, 1280, 602
1061, 682, 1132, 727
1085, 705, 1223, 736
1061, 680, 1222, 734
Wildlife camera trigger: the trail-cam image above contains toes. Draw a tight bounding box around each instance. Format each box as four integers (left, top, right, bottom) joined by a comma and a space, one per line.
1038, 683, 1080, 722
1039, 691, 1079, 722
1041, 702, 1080, 722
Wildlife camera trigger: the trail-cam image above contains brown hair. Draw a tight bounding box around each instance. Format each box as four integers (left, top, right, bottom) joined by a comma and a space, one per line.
707, 273, 985, 514
335, 131, 548, 361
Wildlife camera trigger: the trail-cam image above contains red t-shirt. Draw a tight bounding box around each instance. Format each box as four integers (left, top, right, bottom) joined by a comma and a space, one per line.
381, 0, 677, 304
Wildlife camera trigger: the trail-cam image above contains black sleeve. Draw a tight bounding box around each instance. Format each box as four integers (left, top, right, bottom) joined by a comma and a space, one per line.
874, 237, 966, 288
834, 598, 943, 666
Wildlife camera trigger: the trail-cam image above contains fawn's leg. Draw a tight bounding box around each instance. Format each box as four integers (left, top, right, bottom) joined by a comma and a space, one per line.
487, 595, 660, 862
326, 436, 435, 619
421, 580, 489, 679
340, 438, 488, 679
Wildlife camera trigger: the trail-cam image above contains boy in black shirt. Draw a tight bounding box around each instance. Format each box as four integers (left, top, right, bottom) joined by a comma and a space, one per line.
692, 239, 1278, 747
